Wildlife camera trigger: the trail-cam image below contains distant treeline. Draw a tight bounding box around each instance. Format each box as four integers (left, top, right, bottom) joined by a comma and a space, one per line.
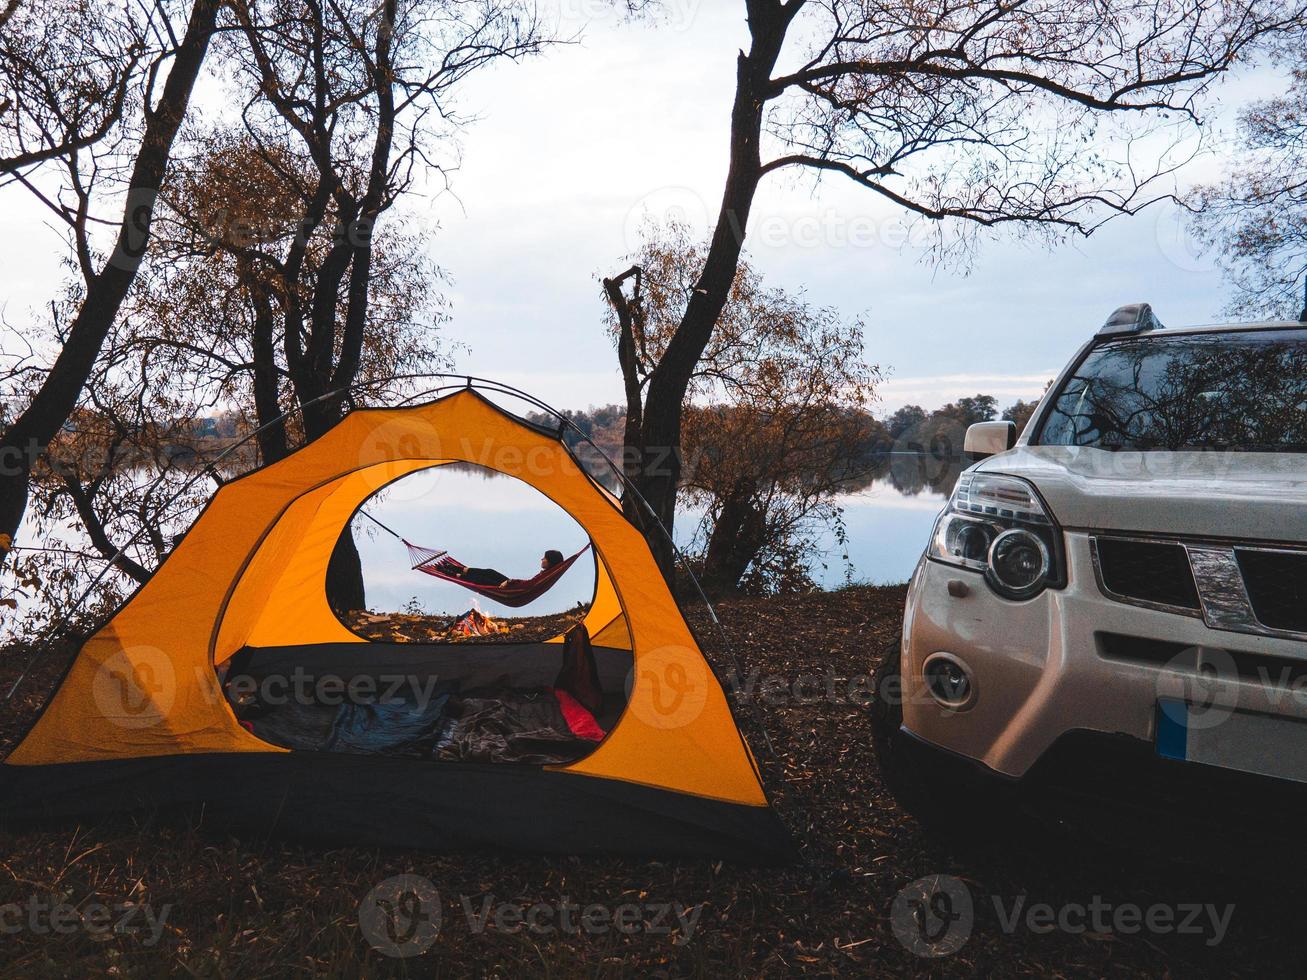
876, 393, 1042, 455
525, 392, 1044, 505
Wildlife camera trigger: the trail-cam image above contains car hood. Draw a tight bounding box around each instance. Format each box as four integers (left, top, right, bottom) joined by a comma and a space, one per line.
976, 446, 1307, 543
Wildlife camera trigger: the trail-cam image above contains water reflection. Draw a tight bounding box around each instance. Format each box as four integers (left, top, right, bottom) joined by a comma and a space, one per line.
859, 448, 968, 499
784, 451, 961, 589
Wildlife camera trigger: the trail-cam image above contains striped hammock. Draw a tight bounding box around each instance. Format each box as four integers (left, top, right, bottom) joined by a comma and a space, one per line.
403, 541, 591, 608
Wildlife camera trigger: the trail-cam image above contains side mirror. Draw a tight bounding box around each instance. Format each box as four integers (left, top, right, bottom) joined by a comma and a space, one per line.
964, 420, 1016, 458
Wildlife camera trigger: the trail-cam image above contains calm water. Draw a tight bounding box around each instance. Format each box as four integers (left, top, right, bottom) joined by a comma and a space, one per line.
355, 462, 953, 615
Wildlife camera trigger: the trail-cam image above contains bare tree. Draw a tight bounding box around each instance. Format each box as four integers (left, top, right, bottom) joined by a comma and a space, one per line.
0, 0, 144, 175
1, 0, 549, 600
5, 0, 551, 611
220, 0, 546, 437
1191, 55, 1307, 319
33, 362, 212, 587
605, 220, 879, 591
166, 0, 550, 609
610, 0, 1307, 575
0, 0, 222, 555
145, 132, 453, 453
7, 312, 223, 637
1002, 397, 1042, 435
0, 0, 23, 32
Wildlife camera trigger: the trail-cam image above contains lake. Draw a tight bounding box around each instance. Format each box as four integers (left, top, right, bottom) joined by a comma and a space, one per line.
355, 459, 956, 615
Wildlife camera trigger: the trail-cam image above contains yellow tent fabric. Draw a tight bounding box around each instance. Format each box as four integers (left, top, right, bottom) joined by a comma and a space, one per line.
8, 391, 767, 809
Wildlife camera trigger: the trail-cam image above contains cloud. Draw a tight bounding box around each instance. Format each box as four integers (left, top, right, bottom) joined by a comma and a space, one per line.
876, 372, 1057, 413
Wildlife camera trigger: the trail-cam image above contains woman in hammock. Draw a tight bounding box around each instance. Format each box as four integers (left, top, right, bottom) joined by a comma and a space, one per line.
435, 549, 565, 589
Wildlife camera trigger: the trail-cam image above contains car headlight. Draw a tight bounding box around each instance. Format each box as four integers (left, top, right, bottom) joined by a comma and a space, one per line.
929, 472, 1065, 600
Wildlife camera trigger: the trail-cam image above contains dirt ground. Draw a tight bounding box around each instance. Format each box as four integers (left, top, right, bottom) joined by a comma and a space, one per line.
343, 605, 588, 644
1, 585, 1304, 977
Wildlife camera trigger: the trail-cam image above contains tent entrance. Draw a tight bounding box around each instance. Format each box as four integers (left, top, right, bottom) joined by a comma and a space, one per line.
221, 638, 631, 767
213, 437, 638, 771
350, 462, 600, 621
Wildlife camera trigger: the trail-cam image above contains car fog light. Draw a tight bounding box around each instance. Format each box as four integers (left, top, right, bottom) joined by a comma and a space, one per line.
986, 528, 1050, 599
922, 653, 975, 709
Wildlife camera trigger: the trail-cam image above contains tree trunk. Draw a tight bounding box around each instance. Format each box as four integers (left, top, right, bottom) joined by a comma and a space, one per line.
244, 265, 289, 464
602, 267, 648, 529
627, 2, 795, 579
60, 474, 150, 584
307, 1, 396, 615
700, 491, 768, 598
0, 0, 221, 551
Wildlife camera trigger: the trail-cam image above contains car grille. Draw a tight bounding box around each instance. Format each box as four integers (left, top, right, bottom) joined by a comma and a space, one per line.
1092, 535, 1307, 640
1236, 549, 1307, 634
1093, 537, 1200, 611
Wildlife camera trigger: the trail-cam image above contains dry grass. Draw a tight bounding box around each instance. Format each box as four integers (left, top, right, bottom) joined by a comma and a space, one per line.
0, 585, 1302, 977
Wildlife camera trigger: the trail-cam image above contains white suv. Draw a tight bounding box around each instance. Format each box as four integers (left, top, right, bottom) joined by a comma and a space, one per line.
872, 303, 1307, 830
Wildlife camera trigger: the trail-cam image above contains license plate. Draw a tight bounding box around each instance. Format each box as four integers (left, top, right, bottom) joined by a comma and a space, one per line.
1156, 699, 1307, 784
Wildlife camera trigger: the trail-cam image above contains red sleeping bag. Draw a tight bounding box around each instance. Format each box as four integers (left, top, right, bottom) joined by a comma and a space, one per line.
551, 689, 604, 741
552, 623, 606, 741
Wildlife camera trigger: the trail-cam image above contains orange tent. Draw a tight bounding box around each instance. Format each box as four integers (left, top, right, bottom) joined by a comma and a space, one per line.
1, 390, 792, 861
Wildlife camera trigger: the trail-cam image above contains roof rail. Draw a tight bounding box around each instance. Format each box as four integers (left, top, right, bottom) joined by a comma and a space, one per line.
1097, 302, 1165, 338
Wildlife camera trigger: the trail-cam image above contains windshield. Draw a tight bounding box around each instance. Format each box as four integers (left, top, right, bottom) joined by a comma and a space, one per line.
1036, 328, 1307, 452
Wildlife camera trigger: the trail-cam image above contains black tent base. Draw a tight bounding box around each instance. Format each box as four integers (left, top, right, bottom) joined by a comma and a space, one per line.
0, 753, 797, 865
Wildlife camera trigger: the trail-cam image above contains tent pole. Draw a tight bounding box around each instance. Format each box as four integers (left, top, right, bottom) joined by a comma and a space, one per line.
357, 509, 404, 541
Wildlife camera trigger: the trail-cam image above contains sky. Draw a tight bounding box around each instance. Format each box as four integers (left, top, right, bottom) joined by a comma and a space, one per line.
0, 2, 1284, 417
401, 4, 1279, 415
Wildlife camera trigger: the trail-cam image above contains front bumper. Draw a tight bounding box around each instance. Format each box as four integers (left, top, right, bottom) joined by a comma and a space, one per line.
901, 531, 1307, 779
897, 724, 1307, 876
